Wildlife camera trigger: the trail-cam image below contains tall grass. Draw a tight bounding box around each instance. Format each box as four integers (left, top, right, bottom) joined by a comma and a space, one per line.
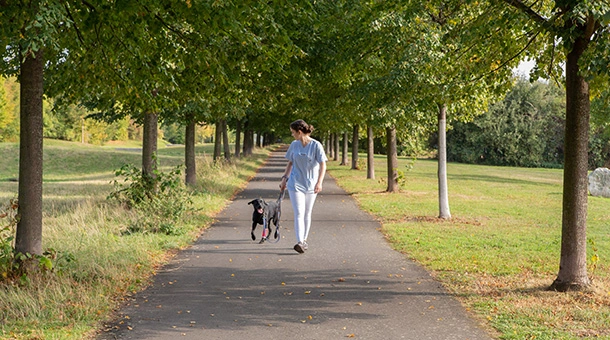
0, 140, 269, 339
328, 155, 610, 339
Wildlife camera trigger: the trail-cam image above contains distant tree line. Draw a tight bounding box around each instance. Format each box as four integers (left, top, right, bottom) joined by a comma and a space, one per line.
443, 79, 610, 170
1, 77, 215, 145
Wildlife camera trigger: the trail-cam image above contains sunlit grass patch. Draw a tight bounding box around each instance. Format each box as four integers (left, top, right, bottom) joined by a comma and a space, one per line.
327, 155, 610, 339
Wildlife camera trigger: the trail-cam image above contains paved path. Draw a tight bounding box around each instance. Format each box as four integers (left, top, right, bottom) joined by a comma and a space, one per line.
98, 148, 494, 340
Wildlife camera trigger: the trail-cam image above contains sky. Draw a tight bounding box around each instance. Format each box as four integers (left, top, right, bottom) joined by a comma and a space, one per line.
513, 59, 536, 78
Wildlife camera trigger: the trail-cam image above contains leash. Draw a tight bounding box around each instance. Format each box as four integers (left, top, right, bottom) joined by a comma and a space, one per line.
264, 188, 285, 244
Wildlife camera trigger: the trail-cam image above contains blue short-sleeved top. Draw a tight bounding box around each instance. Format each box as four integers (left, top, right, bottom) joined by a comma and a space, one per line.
285, 139, 328, 193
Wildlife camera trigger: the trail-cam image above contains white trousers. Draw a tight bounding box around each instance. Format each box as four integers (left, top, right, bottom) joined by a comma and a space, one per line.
289, 190, 317, 243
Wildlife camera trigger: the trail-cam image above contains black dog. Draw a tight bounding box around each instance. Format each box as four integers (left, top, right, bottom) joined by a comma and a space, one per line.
248, 191, 284, 244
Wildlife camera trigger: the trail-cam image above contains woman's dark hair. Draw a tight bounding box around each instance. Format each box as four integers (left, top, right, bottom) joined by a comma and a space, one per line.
290, 119, 314, 134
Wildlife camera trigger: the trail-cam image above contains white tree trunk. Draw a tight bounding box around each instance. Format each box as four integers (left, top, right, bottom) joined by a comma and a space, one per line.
438, 104, 451, 219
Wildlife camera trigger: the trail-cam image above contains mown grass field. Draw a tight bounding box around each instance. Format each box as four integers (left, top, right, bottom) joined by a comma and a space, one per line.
327, 155, 610, 339
0, 139, 269, 340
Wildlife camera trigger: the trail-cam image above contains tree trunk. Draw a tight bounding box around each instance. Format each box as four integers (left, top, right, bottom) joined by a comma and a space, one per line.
256, 131, 262, 148
351, 124, 359, 170
438, 104, 451, 219
222, 119, 230, 161
367, 125, 375, 179
243, 119, 254, 157
333, 133, 339, 161
213, 120, 222, 161
185, 119, 196, 186
326, 133, 332, 159
386, 126, 398, 192
142, 112, 158, 185
15, 48, 44, 257
235, 119, 242, 158
341, 131, 349, 165
328, 132, 335, 159
550, 33, 591, 292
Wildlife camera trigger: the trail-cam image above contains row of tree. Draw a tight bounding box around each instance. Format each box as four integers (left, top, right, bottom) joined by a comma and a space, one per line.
2, 1, 609, 292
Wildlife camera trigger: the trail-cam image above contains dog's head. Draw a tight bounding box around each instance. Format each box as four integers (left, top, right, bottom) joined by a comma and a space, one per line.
248, 198, 266, 215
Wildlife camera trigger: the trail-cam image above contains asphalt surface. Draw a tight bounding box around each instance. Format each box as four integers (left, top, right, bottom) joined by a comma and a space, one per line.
98, 147, 494, 340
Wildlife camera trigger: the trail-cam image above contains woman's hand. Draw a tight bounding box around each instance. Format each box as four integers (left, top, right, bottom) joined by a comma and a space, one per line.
314, 182, 323, 193
280, 176, 288, 190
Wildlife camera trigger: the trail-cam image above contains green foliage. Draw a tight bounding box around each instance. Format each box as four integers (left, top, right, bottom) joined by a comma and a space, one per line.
447, 79, 566, 168
162, 122, 186, 145
0, 80, 8, 131
108, 163, 193, 235
0, 77, 18, 142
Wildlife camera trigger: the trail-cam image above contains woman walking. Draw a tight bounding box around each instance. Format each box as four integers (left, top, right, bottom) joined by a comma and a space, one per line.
280, 119, 327, 254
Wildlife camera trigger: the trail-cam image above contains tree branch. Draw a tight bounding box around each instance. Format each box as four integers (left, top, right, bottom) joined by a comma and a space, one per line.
502, 0, 547, 25
468, 29, 541, 84
63, 3, 85, 46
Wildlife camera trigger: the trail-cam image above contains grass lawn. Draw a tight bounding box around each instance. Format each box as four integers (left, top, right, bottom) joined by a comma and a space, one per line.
327, 155, 610, 339
0, 139, 269, 340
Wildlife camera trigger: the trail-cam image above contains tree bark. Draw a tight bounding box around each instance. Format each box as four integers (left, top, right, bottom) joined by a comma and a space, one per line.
386, 126, 398, 192
438, 104, 451, 219
185, 119, 196, 186
142, 112, 158, 187
15, 48, 44, 257
222, 119, 230, 160
235, 119, 242, 158
243, 120, 254, 157
341, 131, 349, 165
367, 125, 375, 180
333, 132, 339, 161
351, 124, 359, 170
213, 120, 221, 161
550, 33, 591, 292
326, 133, 332, 159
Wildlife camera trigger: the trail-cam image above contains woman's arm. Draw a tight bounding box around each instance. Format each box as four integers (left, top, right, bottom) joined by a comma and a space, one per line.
314, 161, 326, 194
280, 161, 293, 190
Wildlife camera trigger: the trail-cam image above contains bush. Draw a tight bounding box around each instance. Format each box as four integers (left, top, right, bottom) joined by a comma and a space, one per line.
108, 163, 193, 235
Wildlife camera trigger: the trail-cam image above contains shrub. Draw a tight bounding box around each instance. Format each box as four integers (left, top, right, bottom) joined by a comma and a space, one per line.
108, 163, 193, 235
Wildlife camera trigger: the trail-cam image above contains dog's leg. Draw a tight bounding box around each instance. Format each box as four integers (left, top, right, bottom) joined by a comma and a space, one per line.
251, 222, 257, 241
273, 213, 280, 239
259, 217, 268, 244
